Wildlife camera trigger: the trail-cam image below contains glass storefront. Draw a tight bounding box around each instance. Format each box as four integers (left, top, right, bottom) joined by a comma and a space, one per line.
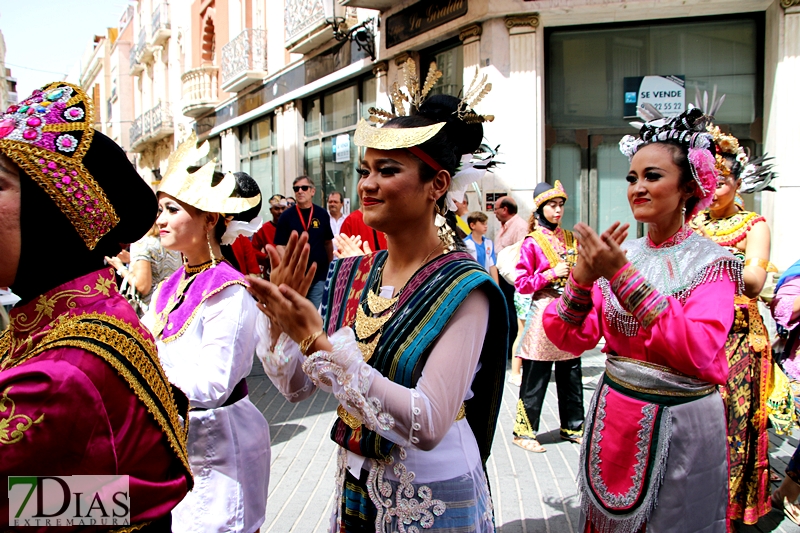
303, 76, 376, 210
546, 16, 762, 232
240, 115, 278, 222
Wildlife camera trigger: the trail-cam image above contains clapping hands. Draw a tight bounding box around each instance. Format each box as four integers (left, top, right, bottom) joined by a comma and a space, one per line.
571, 222, 630, 286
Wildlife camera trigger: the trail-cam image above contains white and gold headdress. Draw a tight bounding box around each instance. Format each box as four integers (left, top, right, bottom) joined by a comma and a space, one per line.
158, 132, 260, 214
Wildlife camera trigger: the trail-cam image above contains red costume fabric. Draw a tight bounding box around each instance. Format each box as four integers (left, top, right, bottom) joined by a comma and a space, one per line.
340, 209, 388, 251
252, 221, 277, 268
0, 268, 192, 531
231, 235, 263, 276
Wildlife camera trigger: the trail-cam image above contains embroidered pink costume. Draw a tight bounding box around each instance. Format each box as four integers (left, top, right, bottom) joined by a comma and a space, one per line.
515, 226, 577, 362
543, 226, 740, 533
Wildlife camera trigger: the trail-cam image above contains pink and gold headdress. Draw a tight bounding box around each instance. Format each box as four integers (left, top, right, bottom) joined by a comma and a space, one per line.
0, 82, 118, 250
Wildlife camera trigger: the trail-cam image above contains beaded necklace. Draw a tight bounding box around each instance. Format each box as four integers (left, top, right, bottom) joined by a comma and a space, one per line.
690, 210, 764, 248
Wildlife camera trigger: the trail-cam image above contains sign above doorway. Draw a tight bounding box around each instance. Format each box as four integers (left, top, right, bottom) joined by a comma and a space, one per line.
385, 0, 468, 49
623, 75, 686, 119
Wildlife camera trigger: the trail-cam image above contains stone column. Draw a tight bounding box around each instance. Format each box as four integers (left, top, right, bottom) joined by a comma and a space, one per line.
505, 14, 543, 190
220, 128, 237, 173
274, 105, 285, 194
282, 100, 301, 194
372, 61, 390, 114
763, 1, 800, 269
459, 23, 482, 83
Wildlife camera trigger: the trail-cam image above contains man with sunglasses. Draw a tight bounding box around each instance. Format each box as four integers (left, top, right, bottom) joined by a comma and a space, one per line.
274, 176, 334, 308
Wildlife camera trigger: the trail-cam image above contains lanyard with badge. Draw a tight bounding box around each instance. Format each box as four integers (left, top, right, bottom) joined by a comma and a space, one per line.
296, 205, 312, 232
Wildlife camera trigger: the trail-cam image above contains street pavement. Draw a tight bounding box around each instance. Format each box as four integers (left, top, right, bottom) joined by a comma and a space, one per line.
246, 346, 800, 533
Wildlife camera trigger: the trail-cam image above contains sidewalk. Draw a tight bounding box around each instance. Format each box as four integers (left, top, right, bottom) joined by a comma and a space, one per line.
247, 348, 800, 532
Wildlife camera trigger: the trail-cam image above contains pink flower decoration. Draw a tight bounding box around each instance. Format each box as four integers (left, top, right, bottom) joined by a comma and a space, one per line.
688, 148, 719, 212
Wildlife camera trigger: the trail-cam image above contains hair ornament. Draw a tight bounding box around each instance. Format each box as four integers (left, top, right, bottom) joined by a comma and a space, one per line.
687, 147, 717, 210
693, 86, 777, 193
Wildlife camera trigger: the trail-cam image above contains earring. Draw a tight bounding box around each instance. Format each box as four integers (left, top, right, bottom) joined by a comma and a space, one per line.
681, 202, 687, 219
435, 203, 456, 253
207, 233, 219, 265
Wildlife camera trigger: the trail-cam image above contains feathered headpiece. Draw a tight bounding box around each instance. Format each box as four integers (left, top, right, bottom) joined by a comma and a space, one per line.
620, 106, 718, 213
692, 87, 777, 194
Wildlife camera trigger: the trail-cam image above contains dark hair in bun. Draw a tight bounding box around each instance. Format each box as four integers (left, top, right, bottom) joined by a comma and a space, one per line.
385, 94, 484, 178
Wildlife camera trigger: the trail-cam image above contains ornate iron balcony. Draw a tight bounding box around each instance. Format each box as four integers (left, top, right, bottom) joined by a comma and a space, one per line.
221, 28, 267, 93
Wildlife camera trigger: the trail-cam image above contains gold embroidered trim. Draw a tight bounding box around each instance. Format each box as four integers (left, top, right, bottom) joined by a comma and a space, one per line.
9, 270, 116, 335
157, 279, 248, 344
0, 386, 44, 445
109, 522, 149, 532
42, 123, 86, 133
1, 313, 191, 478
530, 229, 577, 269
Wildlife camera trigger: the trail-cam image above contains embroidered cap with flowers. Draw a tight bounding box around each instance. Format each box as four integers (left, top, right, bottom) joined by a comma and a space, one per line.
0, 82, 117, 250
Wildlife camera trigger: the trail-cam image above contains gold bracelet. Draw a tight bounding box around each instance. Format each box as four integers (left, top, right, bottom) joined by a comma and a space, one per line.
299, 330, 324, 355
744, 258, 770, 271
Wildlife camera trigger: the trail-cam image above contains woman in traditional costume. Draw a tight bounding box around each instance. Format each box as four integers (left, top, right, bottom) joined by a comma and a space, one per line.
543, 107, 740, 532
688, 106, 778, 528
249, 61, 508, 533
142, 135, 270, 533
512, 180, 582, 452
0, 82, 192, 529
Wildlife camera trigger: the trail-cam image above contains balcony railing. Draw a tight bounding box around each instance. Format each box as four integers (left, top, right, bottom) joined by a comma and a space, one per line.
129, 40, 143, 74
150, 3, 171, 46
181, 66, 219, 118
129, 102, 174, 152
221, 29, 267, 93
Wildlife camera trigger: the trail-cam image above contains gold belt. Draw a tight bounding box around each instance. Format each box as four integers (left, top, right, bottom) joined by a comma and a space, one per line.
337, 403, 467, 430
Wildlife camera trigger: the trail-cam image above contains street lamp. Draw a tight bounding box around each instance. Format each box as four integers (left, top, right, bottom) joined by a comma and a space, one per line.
323, 0, 376, 61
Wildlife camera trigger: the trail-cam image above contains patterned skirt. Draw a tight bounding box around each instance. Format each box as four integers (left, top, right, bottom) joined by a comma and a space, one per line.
720, 299, 772, 525
517, 290, 577, 362
335, 457, 495, 533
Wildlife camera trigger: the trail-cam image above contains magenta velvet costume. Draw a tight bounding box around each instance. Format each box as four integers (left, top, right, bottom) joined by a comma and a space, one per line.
543, 225, 740, 533
0, 268, 192, 531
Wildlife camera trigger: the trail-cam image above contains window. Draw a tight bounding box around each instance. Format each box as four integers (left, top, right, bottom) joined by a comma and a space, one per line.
421, 41, 463, 98
548, 18, 759, 129
303, 76, 376, 210
239, 115, 278, 222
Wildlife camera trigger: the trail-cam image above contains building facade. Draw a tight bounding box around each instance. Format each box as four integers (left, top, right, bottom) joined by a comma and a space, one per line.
80, 0, 800, 268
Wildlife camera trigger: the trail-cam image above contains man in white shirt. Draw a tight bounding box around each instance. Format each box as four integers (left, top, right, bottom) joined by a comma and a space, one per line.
328, 191, 346, 249
494, 196, 529, 252
492, 195, 528, 367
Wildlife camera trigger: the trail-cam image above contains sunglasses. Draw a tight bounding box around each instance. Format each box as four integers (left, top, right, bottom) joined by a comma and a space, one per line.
293, 185, 312, 192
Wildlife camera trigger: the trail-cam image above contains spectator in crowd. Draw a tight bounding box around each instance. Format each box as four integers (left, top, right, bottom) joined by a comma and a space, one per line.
494, 196, 528, 252
286, 197, 296, 207
252, 194, 287, 274
464, 211, 499, 284
453, 197, 472, 237
493, 195, 528, 365
328, 191, 346, 250
340, 206, 388, 251
219, 172, 264, 277
107, 223, 182, 316
274, 176, 333, 308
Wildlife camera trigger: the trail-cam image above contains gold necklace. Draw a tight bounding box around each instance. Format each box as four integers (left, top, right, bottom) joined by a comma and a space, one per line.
185, 260, 213, 275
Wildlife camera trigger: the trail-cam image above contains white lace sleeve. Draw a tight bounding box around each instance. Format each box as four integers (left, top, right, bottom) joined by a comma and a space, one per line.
303, 290, 489, 449
255, 313, 315, 402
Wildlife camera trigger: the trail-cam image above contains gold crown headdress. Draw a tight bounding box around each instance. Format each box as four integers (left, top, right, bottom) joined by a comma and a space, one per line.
354, 58, 494, 151
158, 132, 260, 214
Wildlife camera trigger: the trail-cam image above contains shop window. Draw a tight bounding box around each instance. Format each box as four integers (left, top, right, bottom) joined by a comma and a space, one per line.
421, 41, 463, 98
303, 77, 375, 210
240, 115, 278, 222
548, 18, 758, 129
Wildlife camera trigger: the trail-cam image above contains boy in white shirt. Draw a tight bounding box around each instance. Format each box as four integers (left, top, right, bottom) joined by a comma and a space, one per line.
464, 211, 499, 284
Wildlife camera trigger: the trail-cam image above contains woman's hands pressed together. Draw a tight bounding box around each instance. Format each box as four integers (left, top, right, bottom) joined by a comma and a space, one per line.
571, 222, 630, 286
248, 231, 332, 353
